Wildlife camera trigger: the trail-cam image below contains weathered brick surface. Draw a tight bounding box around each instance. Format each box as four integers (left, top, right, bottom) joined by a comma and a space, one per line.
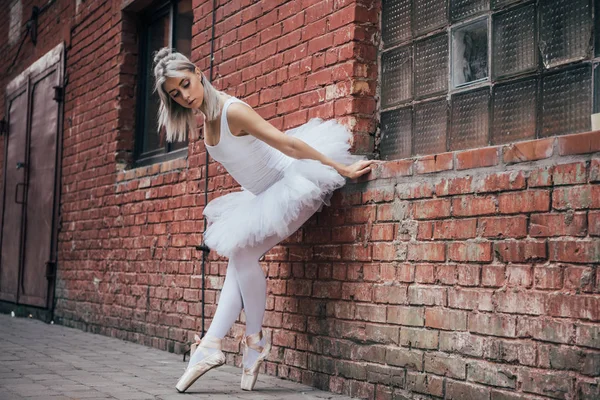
3, 1, 599, 399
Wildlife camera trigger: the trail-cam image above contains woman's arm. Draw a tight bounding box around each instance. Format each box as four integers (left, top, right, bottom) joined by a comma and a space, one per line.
227, 102, 376, 179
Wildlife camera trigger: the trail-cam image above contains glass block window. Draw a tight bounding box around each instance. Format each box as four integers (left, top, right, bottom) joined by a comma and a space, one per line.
379, 0, 599, 159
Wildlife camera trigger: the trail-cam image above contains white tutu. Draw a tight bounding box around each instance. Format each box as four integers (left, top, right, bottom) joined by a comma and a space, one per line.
202, 118, 365, 258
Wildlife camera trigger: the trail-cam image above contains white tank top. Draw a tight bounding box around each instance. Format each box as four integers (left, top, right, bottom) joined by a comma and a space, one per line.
205, 97, 294, 195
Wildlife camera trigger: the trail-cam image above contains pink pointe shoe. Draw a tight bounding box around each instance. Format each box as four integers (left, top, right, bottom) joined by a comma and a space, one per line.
240, 330, 272, 391
175, 334, 225, 393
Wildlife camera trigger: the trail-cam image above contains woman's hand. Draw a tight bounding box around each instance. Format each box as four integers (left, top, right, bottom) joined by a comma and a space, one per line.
339, 160, 378, 179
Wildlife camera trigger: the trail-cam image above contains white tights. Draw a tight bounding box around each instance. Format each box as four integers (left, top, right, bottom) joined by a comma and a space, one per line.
188, 200, 322, 370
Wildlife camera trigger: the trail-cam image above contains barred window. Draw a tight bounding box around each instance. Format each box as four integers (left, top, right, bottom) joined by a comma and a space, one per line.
379, 0, 599, 160
135, 0, 192, 167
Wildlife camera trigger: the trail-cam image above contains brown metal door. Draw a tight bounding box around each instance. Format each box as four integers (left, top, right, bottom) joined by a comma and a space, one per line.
1, 44, 63, 308
0, 85, 29, 303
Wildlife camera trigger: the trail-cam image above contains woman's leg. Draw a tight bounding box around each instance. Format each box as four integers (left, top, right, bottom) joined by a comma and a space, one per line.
187, 265, 243, 368
229, 200, 322, 368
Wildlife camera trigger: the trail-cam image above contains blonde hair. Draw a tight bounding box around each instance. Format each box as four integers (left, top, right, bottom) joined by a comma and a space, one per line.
152, 47, 224, 142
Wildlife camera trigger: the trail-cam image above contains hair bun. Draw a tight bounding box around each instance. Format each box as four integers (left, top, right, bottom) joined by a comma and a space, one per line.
153, 47, 173, 67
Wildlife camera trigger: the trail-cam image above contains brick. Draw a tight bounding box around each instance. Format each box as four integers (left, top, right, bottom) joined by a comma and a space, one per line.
502, 137, 554, 163
473, 170, 526, 193
576, 323, 600, 349
456, 147, 499, 170
549, 239, 600, 263
365, 363, 405, 387
439, 331, 485, 357
417, 221, 434, 240
469, 313, 517, 337
491, 390, 537, 400
369, 224, 394, 241
413, 198, 451, 219
589, 211, 600, 235
498, 190, 550, 214
397, 263, 415, 282
387, 306, 425, 327
522, 370, 572, 399
342, 282, 373, 301
407, 242, 445, 262
448, 241, 492, 262
534, 265, 563, 289
408, 285, 446, 306
479, 216, 527, 238
372, 242, 401, 261
355, 304, 387, 323
435, 176, 474, 196
529, 165, 554, 187
457, 264, 480, 286
495, 240, 547, 263
467, 360, 517, 389
547, 294, 600, 321
415, 153, 453, 174
452, 195, 497, 216
538, 344, 584, 372
364, 324, 400, 344
446, 380, 491, 400
506, 265, 532, 287
385, 347, 423, 370
494, 289, 545, 315
374, 159, 413, 179
433, 219, 477, 239
482, 265, 506, 287
425, 308, 467, 331
376, 200, 409, 221
553, 162, 587, 185
557, 130, 600, 155
590, 158, 600, 182
397, 181, 435, 199
363, 186, 395, 203
436, 264, 458, 285
400, 327, 439, 349
414, 264, 435, 283
577, 380, 600, 400
373, 285, 407, 304
530, 212, 587, 237
553, 185, 600, 210
406, 372, 444, 397
448, 287, 494, 311
424, 352, 466, 379
484, 339, 536, 366
564, 265, 594, 291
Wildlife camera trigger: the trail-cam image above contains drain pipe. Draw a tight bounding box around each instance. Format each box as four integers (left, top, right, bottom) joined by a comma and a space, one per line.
185, 0, 217, 362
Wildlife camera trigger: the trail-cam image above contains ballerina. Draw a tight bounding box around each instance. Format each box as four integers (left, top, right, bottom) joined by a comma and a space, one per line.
152, 47, 376, 392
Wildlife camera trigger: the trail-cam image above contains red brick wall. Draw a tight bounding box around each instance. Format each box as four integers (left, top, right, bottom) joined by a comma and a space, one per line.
1, 1, 600, 399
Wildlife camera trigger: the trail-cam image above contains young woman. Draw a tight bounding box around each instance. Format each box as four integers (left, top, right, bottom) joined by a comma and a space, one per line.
152, 47, 376, 392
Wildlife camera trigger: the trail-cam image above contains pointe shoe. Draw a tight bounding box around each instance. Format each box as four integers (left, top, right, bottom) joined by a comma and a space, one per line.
240, 330, 271, 391
175, 334, 225, 393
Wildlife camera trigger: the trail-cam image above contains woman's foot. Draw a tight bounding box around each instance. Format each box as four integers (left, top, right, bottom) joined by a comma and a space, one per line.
240, 330, 271, 391
175, 335, 225, 393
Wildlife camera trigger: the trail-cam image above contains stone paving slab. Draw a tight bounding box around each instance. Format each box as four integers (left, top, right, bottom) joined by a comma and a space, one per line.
0, 314, 352, 400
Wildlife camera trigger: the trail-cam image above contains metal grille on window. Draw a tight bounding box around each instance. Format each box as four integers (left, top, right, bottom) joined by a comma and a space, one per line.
491, 0, 520, 9
450, 88, 490, 150
450, 0, 490, 22
541, 65, 592, 137
413, 0, 447, 37
539, 0, 593, 69
492, 3, 536, 79
414, 99, 447, 155
382, 0, 412, 48
452, 18, 489, 88
381, 46, 413, 107
379, 108, 413, 160
414, 33, 448, 98
492, 78, 537, 144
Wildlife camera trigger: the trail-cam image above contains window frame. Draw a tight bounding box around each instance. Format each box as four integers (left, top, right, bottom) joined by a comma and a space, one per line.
134, 0, 189, 168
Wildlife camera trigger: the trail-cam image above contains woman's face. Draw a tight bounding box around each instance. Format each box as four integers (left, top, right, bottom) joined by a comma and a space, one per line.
163, 68, 204, 109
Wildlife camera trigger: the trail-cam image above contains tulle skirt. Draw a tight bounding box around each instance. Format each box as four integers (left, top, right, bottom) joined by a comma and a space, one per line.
202, 118, 365, 258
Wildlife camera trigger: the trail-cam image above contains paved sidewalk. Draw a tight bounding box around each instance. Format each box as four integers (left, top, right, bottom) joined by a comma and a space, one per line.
0, 313, 352, 400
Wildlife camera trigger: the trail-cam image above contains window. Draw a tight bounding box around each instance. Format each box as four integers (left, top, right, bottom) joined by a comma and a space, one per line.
135, 0, 193, 166
379, 0, 599, 160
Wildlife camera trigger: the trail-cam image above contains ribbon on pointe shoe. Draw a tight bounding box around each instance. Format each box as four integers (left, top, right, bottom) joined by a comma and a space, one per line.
189, 334, 202, 357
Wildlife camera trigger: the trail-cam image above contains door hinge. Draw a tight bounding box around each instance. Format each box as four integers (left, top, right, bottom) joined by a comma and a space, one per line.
45, 260, 56, 279
53, 85, 64, 103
